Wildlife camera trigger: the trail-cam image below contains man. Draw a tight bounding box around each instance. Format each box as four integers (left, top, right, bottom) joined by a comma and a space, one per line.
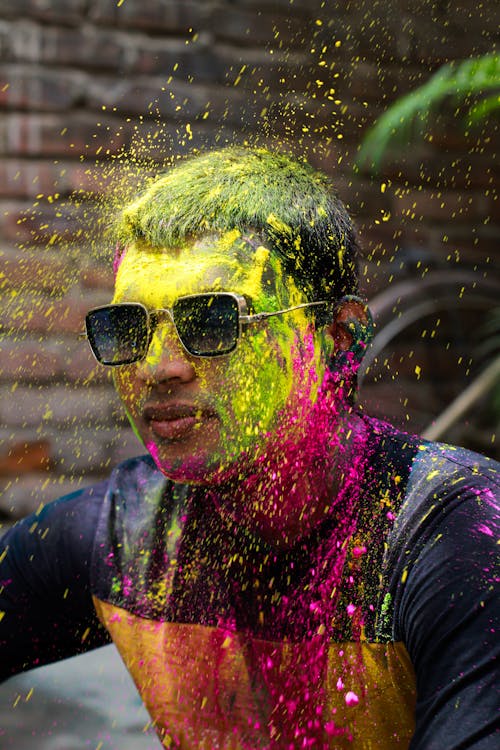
0, 147, 498, 749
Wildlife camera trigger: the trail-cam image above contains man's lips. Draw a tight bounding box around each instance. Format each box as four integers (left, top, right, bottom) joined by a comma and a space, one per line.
142, 402, 217, 441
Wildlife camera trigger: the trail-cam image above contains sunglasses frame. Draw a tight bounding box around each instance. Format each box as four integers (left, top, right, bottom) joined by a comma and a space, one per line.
83, 292, 329, 366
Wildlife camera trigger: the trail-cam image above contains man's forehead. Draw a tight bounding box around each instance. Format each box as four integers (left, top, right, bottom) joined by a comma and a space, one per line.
112, 231, 286, 304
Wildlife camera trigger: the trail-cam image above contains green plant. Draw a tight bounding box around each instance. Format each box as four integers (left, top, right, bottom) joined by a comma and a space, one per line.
356, 53, 500, 174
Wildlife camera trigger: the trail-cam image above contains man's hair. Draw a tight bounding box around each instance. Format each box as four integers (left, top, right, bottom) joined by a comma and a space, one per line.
115, 147, 360, 303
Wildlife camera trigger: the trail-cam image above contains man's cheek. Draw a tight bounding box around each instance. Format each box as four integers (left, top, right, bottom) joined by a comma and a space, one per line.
113, 369, 146, 414
218, 334, 292, 445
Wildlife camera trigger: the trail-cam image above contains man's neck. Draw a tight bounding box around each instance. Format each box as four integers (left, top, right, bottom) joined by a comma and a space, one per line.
213, 410, 368, 550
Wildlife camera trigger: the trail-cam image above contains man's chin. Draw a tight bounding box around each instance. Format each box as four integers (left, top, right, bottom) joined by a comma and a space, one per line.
146, 443, 245, 486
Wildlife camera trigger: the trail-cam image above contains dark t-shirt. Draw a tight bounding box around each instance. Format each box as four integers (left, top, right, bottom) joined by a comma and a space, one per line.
0, 418, 498, 748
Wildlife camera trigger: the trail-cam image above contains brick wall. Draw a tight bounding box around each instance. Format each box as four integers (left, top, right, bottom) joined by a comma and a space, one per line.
1, 0, 499, 519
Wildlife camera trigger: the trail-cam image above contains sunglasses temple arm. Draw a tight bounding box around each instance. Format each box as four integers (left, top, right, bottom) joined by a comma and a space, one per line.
242, 300, 329, 323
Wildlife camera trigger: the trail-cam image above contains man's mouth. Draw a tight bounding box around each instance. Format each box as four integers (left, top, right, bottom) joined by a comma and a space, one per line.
142, 402, 217, 441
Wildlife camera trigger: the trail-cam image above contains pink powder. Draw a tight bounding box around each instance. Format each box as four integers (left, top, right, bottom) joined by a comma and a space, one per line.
113, 243, 127, 276
344, 691, 359, 707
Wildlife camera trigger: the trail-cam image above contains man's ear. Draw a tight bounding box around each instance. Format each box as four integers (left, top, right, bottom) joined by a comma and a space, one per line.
325, 295, 373, 361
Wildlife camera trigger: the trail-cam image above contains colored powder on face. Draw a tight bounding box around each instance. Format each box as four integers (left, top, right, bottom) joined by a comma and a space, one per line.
113, 234, 329, 484
109, 228, 375, 744
242, 243, 270, 301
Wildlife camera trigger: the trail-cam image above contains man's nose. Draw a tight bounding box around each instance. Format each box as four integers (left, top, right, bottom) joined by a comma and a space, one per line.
135, 318, 196, 384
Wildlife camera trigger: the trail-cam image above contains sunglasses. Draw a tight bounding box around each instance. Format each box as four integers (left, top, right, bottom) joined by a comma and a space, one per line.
84, 292, 328, 365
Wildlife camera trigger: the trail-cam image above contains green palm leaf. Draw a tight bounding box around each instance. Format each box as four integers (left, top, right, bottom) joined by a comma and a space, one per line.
356, 54, 500, 174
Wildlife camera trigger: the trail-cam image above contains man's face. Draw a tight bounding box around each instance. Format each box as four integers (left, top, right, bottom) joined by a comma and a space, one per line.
112, 231, 333, 484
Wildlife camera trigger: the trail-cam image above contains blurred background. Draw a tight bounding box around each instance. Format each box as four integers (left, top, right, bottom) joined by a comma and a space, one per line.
0, 2, 498, 746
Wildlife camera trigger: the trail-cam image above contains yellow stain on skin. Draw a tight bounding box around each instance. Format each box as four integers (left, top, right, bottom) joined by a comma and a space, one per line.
113, 234, 245, 308
244, 244, 270, 301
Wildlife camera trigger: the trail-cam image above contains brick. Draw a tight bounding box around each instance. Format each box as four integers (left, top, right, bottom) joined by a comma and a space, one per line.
89, 0, 206, 33
425, 112, 500, 153
0, 247, 73, 293
0, 0, 497, 463
378, 0, 497, 21
0, 20, 12, 61
0, 20, 42, 64
333, 175, 393, 219
117, 117, 237, 160
210, 6, 305, 47
0, 199, 96, 246
0, 159, 123, 200
367, 149, 500, 193
312, 9, 405, 66
0, 0, 86, 24
215, 43, 310, 89
85, 75, 262, 126
321, 5, 494, 67
0, 439, 51, 476
393, 187, 491, 223
0, 65, 86, 111
230, 0, 317, 10
2, 19, 131, 71
0, 383, 121, 427
131, 38, 226, 82
0, 427, 41, 446
0, 160, 59, 199
68, 162, 131, 197
41, 25, 127, 71
0, 339, 63, 382
324, 59, 424, 107
0, 425, 118, 479
0, 113, 130, 157
0, 288, 110, 336
401, 13, 498, 63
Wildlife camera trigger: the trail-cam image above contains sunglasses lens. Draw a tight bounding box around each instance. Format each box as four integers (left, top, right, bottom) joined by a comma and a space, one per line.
86, 305, 148, 365
174, 294, 239, 356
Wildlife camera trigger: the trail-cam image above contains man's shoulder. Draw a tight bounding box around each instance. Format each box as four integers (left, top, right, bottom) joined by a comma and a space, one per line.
364, 416, 499, 507
369, 423, 499, 642
374, 421, 499, 549
399, 438, 499, 527
410, 438, 499, 485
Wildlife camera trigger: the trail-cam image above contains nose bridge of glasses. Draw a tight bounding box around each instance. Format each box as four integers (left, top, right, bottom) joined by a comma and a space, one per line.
146, 307, 185, 360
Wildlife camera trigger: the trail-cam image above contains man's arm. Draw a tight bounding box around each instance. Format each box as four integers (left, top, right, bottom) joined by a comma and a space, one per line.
395, 471, 499, 749
0, 483, 111, 681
